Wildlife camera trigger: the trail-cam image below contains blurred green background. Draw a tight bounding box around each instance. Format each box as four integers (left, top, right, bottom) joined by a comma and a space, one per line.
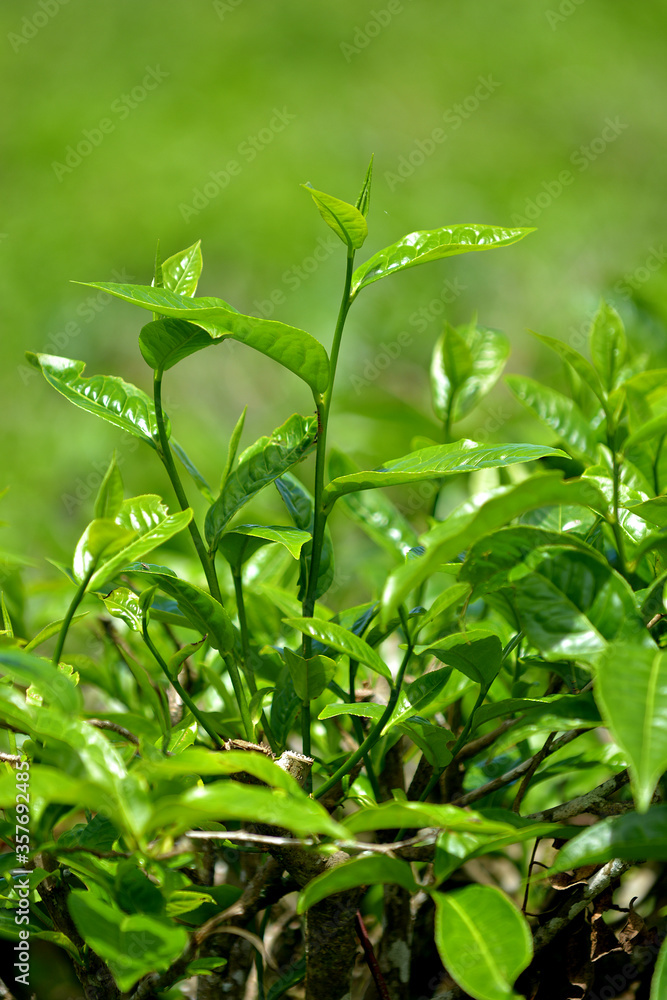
2, 0, 667, 588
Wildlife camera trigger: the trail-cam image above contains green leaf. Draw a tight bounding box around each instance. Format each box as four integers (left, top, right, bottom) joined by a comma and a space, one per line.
297, 856, 419, 914
381, 473, 609, 624
276, 473, 334, 601
150, 781, 346, 839
623, 413, 667, 456
652, 937, 667, 1000
93, 455, 124, 520
323, 440, 567, 509
596, 643, 667, 812
26, 354, 162, 448
68, 889, 187, 993
551, 805, 667, 872
115, 859, 165, 915
23, 613, 88, 652
350, 225, 534, 299
432, 322, 510, 423
426, 631, 502, 690
0, 649, 81, 714
397, 717, 454, 767
75, 496, 193, 591
530, 330, 608, 412
387, 666, 453, 726
218, 525, 311, 570
284, 617, 391, 680
318, 702, 384, 723
76, 283, 330, 395
589, 301, 627, 393
206, 414, 318, 553
506, 375, 598, 459
433, 885, 533, 1000
171, 439, 215, 504
131, 567, 235, 655
284, 648, 337, 701
161, 240, 202, 296
344, 800, 514, 836
220, 405, 247, 491
328, 449, 418, 558
508, 549, 648, 661
139, 317, 216, 372
302, 184, 368, 249
355, 154, 374, 218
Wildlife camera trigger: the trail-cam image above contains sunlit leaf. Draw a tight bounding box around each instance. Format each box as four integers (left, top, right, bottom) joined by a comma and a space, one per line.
160, 240, 202, 297
139, 317, 216, 372
284, 617, 391, 679
297, 856, 418, 914
302, 184, 368, 249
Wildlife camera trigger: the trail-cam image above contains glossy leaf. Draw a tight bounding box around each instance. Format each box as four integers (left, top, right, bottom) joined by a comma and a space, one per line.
433, 885, 532, 1000
160, 240, 202, 296
302, 184, 368, 249
508, 548, 648, 661
131, 566, 235, 655
284, 648, 337, 701
344, 800, 514, 836
218, 524, 311, 569
284, 616, 391, 679
381, 473, 609, 624
150, 781, 347, 839
68, 889, 187, 993
590, 300, 627, 393
139, 317, 216, 372
596, 643, 667, 812
276, 472, 334, 601
425, 630, 502, 690
551, 805, 667, 872
220, 405, 247, 491
433, 322, 510, 423
206, 414, 318, 552
328, 449, 418, 558
26, 353, 162, 448
77, 282, 330, 394
350, 225, 535, 299
387, 666, 453, 727
75, 496, 193, 592
623, 413, 667, 455
506, 375, 598, 459
297, 856, 419, 914
323, 440, 568, 509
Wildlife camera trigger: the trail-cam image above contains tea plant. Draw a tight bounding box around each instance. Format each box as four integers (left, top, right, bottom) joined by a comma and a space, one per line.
1, 162, 666, 1000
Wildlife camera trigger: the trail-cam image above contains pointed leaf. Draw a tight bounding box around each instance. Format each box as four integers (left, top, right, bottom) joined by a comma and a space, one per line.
161, 240, 202, 296
652, 938, 667, 1000
426, 631, 502, 690
26, 354, 162, 448
433, 322, 509, 423
131, 567, 235, 654
551, 805, 667, 872
355, 155, 374, 218
590, 301, 627, 393
139, 317, 216, 372
284, 617, 391, 679
171, 439, 215, 503
76, 283, 330, 394
284, 648, 337, 701
220, 405, 247, 491
206, 415, 318, 552
343, 800, 514, 836
381, 474, 609, 624
93, 455, 123, 520
530, 330, 608, 412
433, 885, 532, 1000
596, 643, 667, 812
219, 525, 311, 569
350, 225, 534, 298
506, 375, 598, 459
328, 449, 418, 558
297, 856, 419, 914
623, 413, 667, 455
302, 184, 368, 249
323, 440, 567, 509
0, 649, 81, 714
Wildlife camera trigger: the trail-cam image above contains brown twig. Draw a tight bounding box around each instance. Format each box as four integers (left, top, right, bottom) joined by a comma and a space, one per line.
356, 910, 392, 1000
87, 718, 140, 744
527, 769, 631, 822
512, 732, 556, 814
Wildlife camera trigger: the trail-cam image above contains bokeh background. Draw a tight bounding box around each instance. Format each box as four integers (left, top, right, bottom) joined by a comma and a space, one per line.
2, 0, 667, 599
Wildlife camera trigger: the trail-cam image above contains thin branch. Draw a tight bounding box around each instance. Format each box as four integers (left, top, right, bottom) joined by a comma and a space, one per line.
355, 910, 392, 1000
0, 752, 22, 765
87, 719, 140, 744
512, 732, 555, 814
527, 769, 631, 822
451, 729, 586, 808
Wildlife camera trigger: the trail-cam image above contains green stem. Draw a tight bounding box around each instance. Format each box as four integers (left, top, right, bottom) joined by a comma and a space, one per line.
314, 634, 412, 802
303, 250, 355, 628
153, 371, 222, 602
223, 653, 254, 741
141, 619, 223, 748
610, 444, 628, 578
52, 566, 95, 665
232, 569, 276, 751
